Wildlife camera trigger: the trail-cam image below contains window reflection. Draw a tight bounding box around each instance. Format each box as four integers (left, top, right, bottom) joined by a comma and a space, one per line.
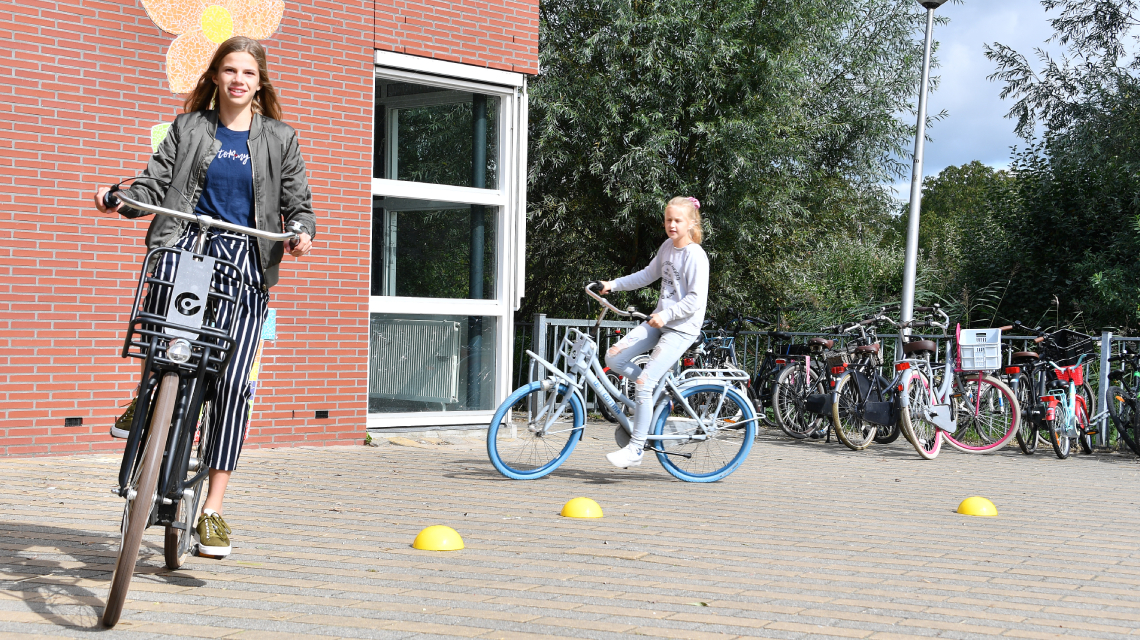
375, 80, 499, 189
370, 198, 496, 299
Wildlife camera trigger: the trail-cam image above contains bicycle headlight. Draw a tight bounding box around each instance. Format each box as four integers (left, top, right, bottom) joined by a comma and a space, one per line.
167, 338, 192, 363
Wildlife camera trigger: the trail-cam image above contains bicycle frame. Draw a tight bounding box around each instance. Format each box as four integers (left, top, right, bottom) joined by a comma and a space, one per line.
897, 342, 957, 434
112, 193, 299, 528
525, 328, 748, 446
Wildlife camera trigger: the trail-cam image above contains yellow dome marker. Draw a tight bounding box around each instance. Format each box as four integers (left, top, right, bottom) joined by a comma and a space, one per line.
561, 497, 604, 519
412, 525, 464, 550
957, 496, 998, 517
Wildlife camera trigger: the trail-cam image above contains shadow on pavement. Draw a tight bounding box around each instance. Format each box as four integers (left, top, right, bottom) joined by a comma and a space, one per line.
0, 521, 205, 631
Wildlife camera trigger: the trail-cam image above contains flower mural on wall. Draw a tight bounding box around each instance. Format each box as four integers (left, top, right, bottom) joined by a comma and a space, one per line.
141, 0, 285, 93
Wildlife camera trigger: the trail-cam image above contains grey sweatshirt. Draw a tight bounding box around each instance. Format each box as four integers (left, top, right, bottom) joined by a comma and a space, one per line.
612, 240, 710, 336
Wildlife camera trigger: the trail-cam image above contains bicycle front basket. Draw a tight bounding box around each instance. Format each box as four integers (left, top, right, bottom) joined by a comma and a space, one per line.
1043, 329, 1097, 366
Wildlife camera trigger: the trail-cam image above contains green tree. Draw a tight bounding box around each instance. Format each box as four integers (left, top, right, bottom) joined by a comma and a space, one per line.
985, 0, 1140, 332
524, 0, 935, 325
912, 162, 1019, 325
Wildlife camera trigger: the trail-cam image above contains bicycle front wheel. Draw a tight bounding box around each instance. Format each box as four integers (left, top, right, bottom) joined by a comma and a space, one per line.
898, 370, 942, 460
1107, 385, 1140, 455
652, 384, 756, 482
831, 373, 876, 451
773, 363, 825, 439
1014, 374, 1038, 455
487, 381, 584, 480
944, 375, 1019, 453
103, 371, 178, 628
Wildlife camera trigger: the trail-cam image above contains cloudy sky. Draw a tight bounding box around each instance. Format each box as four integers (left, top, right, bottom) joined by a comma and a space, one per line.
895, 0, 1064, 192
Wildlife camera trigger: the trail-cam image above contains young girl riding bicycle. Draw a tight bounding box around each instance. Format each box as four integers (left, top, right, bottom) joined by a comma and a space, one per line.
600, 197, 709, 468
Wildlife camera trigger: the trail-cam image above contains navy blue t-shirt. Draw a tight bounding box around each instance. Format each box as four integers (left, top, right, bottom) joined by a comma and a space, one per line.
194, 125, 254, 227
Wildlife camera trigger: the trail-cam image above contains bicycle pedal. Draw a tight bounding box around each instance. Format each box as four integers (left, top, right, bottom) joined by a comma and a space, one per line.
1084, 429, 1098, 437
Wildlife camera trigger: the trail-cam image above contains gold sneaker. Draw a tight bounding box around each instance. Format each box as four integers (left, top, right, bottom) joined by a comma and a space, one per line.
196, 510, 232, 558
110, 398, 137, 439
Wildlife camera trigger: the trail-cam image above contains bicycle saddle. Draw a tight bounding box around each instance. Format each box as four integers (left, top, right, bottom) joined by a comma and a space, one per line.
769, 331, 794, 341
903, 340, 937, 355
1011, 351, 1039, 361
808, 338, 835, 349
854, 343, 881, 354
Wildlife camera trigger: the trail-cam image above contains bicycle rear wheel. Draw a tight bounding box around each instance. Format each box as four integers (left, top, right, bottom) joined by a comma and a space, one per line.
652, 384, 756, 482
944, 375, 1019, 453
1107, 385, 1140, 455
831, 373, 876, 451
1014, 374, 1038, 455
487, 381, 584, 480
103, 371, 178, 628
773, 362, 825, 439
165, 399, 211, 570
1077, 383, 1095, 454
899, 370, 942, 459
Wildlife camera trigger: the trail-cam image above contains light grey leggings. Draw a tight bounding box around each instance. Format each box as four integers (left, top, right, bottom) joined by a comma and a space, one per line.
604, 323, 697, 449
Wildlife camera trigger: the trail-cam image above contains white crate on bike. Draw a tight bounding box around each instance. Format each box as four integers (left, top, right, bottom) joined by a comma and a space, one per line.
958, 327, 1002, 372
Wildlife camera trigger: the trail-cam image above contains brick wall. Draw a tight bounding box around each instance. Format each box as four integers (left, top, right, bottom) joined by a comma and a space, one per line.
0, 0, 376, 457
375, 0, 539, 74
0, 0, 537, 459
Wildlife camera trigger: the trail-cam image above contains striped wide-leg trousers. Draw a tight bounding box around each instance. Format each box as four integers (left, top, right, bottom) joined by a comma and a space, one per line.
149, 228, 269, 471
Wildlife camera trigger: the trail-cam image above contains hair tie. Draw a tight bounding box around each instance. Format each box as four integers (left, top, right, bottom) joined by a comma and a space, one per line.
688, 197, 701, 210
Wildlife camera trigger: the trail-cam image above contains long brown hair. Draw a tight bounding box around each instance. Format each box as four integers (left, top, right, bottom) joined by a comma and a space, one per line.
183, 36, 283, 121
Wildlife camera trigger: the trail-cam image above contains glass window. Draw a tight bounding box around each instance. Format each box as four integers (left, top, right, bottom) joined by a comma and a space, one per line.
370, 197, 496, 299
368, 314, 497, 413
375, 80, 499, 189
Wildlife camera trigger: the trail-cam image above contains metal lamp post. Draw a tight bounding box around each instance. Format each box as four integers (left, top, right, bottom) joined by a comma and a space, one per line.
900, 0, 949, 337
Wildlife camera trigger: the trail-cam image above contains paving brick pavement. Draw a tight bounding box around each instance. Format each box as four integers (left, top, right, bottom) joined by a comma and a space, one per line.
2, 425, 1139, 639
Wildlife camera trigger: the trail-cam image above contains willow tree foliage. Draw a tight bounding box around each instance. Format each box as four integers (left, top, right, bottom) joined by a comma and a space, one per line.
979, 0, 1140, 332
524, 0, 933, 324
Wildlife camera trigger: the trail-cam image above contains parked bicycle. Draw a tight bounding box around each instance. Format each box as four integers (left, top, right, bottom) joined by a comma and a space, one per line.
1105, 346, 1140, 456
1009, 323, 1103, 459
99, 186, 300, 627
486, 283, 757, 483
820, 315, 899, 450
832, 306, 1021, 459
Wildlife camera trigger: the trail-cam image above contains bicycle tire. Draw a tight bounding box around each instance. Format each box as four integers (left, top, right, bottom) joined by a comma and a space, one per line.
944, 375, 1020, 453
1106, 385, 1140, 455
103, 371, 178, 628
830, 373, 876, 451
165, 399, 211, 569
899, 370, 942, 460
1077, 382, 1094, 454
1047, 400, 1072, 459
487, 381, 584, 480
1014, 374, 1037, 455
652, 384, 755, 482
773, 362, 824, 439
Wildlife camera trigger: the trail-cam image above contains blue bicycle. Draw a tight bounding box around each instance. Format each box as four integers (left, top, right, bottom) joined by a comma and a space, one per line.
486, 284, 756, 482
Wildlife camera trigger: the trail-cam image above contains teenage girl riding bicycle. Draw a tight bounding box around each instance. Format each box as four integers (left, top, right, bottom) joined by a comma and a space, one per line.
92, 36, 316, 559
599, 197, 709, 469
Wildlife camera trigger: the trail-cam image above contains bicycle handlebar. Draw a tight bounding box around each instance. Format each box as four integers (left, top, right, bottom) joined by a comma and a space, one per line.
585, 282, 649, 321
111, 191, 300, 243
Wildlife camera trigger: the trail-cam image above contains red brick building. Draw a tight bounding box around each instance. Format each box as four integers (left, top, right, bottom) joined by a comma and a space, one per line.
0, 0, 538, 456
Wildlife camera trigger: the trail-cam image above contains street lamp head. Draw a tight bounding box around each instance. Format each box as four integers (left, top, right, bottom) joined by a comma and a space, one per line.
918, 0, 949, 8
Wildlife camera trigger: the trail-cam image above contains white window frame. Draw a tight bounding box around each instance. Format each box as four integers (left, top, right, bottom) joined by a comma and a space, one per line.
369, 53, 527, 430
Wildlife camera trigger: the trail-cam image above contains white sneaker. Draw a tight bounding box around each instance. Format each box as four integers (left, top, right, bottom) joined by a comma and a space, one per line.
606, 444, 644, 468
